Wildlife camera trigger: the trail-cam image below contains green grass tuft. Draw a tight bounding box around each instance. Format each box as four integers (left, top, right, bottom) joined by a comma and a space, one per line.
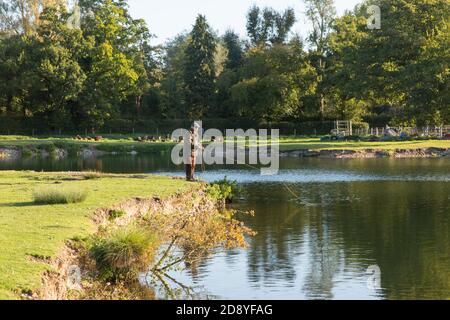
109, 209, 126, 220
90, 226, 159, 281
82, 171, 103, 180
33, 187, 88, 205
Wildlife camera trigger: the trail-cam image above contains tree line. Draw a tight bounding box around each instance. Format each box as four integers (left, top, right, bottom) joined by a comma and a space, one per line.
0, 0, 448, 133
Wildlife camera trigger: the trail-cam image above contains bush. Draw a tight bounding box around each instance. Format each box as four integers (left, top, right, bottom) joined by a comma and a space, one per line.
33, 186, 88, 204
54, 142, 84, 155
352, 122, 370, 131
109, 209, 126, 220
21, 147, 34, 157
40, 143, 56, 153
206, 177, 240, 203
90, 226, 159, 281
82, 171, 103, 180
346, 135, 362, 141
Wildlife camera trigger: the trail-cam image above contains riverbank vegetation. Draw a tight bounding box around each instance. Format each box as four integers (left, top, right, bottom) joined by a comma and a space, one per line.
0, 0, 448, 135
0, 171, 253, 300
0, 135, 448, 158
0, 135, 174, 156
276, 138, 450, 151
0, 171, 193, 299
207, 177, 241, 203
59, 180, 253, 300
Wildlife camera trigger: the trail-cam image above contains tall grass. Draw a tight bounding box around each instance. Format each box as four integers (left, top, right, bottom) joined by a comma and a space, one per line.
90, 226, 159, 281
81, 171, 103, 180
33, 186, 88, 204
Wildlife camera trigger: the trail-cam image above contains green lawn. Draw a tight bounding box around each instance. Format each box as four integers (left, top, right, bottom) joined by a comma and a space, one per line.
275, 138, 450, 151
0, 135, 175, 154
0, 171, 193, 299
0, 135, 449, 154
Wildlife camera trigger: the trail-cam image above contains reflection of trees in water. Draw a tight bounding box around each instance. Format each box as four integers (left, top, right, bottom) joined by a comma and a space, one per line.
333, 181, 450, 299
298, 181, 450, 299
302, 206, 344, 300
297, 184, 353, 300
243, 185, 307, 289
241, 183, 348, 296
241, 181, 450, 299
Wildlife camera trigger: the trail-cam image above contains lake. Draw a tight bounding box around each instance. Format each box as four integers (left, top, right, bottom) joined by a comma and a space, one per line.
1, 153, 449, 299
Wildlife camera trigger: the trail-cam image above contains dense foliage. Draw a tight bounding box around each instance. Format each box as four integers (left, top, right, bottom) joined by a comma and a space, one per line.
0, 0, 448, 132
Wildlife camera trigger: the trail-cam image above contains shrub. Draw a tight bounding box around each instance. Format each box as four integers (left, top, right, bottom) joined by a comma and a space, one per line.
109, 209, 126, 220
82, 171, 103, 180
21, 147, 34, 157
90, 226, 159, 281
40, 143, 56, 153
205, 184, 224, 201
206, 177, 240, 203
353, 122, 370, 131
380, 135, 397, 142
33, 186, 88, 204
54, 142, 83, 155
346, 135, 362, 141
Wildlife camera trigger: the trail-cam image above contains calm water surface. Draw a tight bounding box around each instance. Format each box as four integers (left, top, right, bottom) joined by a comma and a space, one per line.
1, 154, 449, 299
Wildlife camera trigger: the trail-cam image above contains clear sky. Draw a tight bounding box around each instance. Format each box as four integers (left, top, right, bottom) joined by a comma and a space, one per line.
127, 0, 363, 45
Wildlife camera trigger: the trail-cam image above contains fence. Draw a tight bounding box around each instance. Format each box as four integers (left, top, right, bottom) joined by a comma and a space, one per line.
0, 115, 447, 138
366, 126, 448, 138
0, 117, 344, 137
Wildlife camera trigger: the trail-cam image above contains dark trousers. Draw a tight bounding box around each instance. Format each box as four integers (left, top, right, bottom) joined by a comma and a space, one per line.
186, 156, 196, 181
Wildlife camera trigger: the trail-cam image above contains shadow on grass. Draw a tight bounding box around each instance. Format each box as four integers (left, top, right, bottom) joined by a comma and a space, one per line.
0, 201, 70, 207
0, 201, 37, 207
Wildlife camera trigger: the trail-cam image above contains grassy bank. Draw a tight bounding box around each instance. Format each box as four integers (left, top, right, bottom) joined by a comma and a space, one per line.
0, 135, 449, 155
0, 171, 194, 299
0, 135, 175, 155
276, 137, 450, 151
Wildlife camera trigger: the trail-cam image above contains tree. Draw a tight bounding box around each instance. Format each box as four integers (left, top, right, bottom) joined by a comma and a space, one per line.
0, 35, 33, 115
183, 15, 217, 119
303, 0, 336, 118
214, 30, 243, 117
222, 30, 243, 70
326, 10, 369, 121
329, 0, 449, 125
230, 42, 315, 122
74, 0, 150, 130
0, 0, 66, 35
246, 5, 296, 47
159, 33, 189, 118
138, 42, 164, 118
27, 5, 86, 129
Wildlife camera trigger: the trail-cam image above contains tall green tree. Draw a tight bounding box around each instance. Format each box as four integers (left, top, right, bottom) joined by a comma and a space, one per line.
28, 5, 86, 129
222, 30, 243, 70
230, 42, 315, 122
74, 0, 150, 130
329, 0, 449, 125
303, 0, 336, 118
214, 30, 243, 117
326, 10, 369, 121
246, 5, 296, 47
0, 35, 33, 116
159, 33, 189, 118
183, 15, 217, 119
0, 0, 66, 35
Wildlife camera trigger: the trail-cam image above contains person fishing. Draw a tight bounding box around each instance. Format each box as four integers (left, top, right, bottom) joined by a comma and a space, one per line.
185, 123, 202, 181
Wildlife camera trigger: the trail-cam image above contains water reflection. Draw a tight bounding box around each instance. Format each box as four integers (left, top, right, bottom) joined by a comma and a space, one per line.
1, 154, 449, 299
170, 181, 449, 299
